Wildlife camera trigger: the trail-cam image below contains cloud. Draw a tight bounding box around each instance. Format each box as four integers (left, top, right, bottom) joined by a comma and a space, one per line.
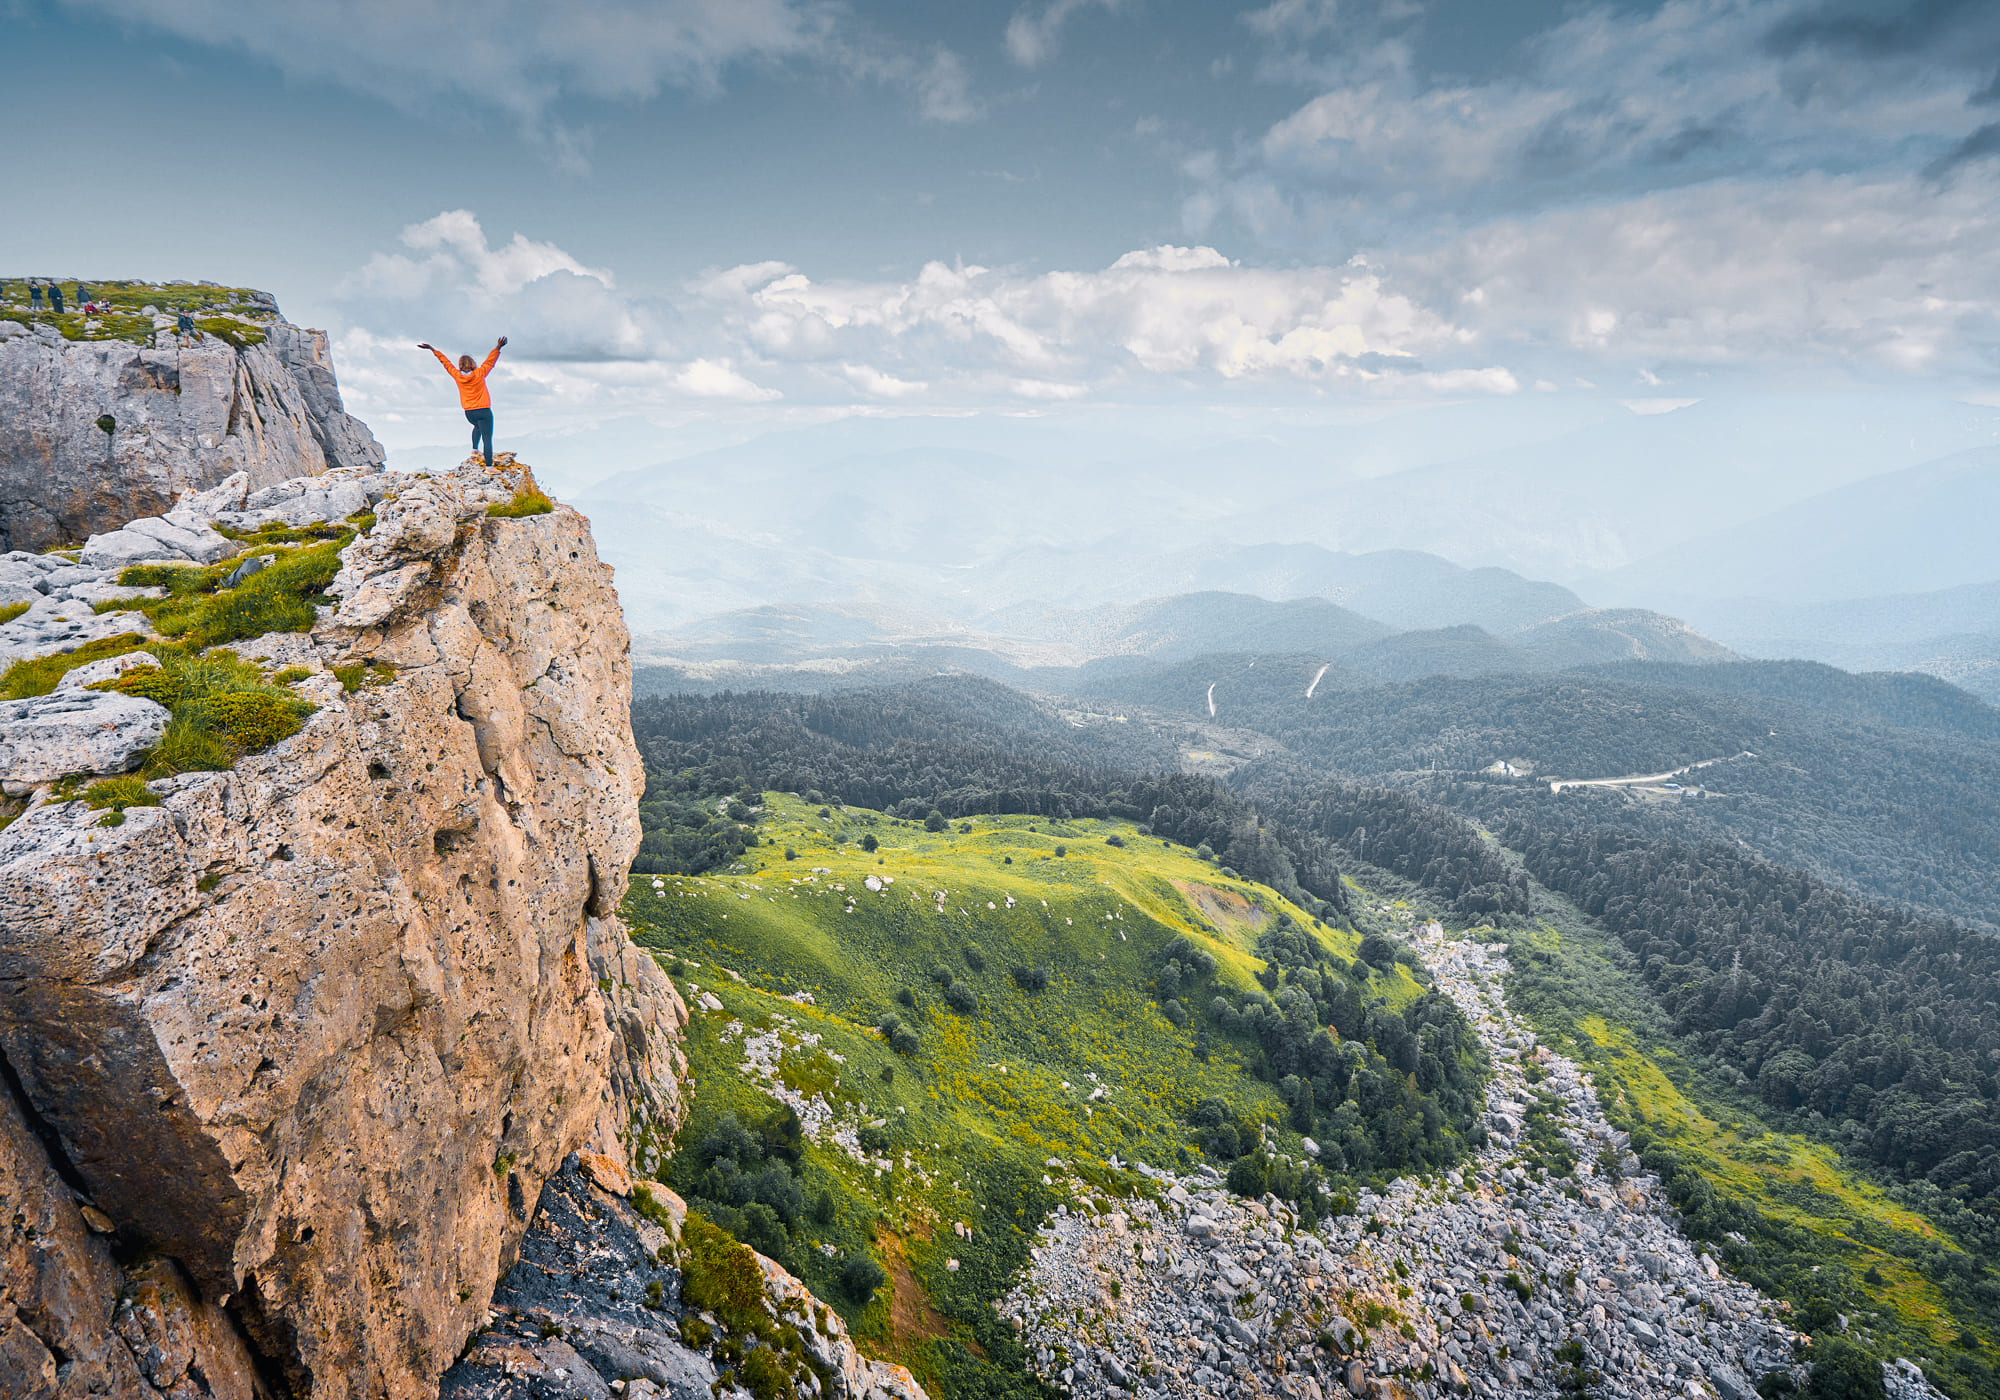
1004, 0, 1119, 68
330, 212, 1522, 430
1225, 0, 1999, 241
672, 359, 783, 401
60, 0, 985, 156
337, 210, 656, 361
64, 0, 830, 128
914, 46, 981, 123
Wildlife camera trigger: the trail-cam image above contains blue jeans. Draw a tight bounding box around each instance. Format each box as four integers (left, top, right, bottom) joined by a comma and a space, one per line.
465, 408, 494, 468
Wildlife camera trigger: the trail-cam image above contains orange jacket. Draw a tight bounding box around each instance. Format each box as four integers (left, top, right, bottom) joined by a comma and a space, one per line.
433, 345, 501, 410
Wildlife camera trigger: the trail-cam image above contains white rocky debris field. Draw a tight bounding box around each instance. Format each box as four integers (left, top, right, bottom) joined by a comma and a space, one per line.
999, 927, 1822, 1400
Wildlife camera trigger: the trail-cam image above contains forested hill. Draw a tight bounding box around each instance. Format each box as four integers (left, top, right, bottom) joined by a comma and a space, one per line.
627, 680, 1353, 921
1074, 653, 2000, 928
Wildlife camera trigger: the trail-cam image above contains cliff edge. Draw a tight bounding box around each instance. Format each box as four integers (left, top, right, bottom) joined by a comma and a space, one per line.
0, 457, 684, 1398
0, 280, 383, 552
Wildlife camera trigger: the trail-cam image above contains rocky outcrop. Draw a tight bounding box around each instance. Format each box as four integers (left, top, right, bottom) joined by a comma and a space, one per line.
0, 458, 684, 1398
0, 306, 382, 552
440, 1158, 926, 1400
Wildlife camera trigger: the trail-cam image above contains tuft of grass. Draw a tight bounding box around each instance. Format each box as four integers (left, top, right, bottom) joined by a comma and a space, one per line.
487, 484, 554, 518
0, 601, 29, 625
332, 659, 397, 694
81, 775, 162, 827
210, 519, 348, 546
0, 633, 149, 700
192, 317, 266, 349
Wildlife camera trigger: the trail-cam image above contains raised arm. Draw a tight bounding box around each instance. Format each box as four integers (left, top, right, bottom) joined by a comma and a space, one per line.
424, 345, 460, 377
479, 338, 505, 376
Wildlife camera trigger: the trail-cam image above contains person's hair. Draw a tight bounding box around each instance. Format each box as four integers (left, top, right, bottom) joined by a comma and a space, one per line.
458, 353, 476, 372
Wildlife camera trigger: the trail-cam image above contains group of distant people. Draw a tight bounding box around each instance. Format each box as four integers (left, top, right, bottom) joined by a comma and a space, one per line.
24, 279, 87, 315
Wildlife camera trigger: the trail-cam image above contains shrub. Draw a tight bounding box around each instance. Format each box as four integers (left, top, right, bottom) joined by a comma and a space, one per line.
205, 690, 309, 750
840, 1254, 887, 1304
1226, 1152, 1270, 1198
488, 485, 554, 518
1161, 998, 1189, 1027
784, 846, 798, 861
962, 942, 986, 972
1105, 834, 1125, 848
943, 983, 978, 1015
1011, 965, 1049, 992
1054, 844, 1067, 857
924, 810, 946, 832
860, 832, 878, 852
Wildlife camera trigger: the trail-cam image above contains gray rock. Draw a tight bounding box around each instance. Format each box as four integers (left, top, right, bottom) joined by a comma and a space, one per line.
0, 689, 169, 790
0, 311, 383, 553
123, 515, 233, 564
79, 528, 184, 569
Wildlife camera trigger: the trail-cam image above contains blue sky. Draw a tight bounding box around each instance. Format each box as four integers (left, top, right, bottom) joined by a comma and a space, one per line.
5, 0, 2000, 456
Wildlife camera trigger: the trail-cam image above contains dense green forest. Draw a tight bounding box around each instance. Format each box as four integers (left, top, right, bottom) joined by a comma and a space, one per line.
1078, 653, 2000, 928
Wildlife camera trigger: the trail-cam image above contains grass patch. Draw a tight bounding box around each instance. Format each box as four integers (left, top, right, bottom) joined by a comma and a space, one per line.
107, 648, 315, 777
0, 280, 272, 346
80, 775, 162, 827
487, 484, 554, 518
0, 601, 29, 625
332, 659, 396, 693
192, 317, 265, 349
0, 633, 150, 700
108, 536, 350, 650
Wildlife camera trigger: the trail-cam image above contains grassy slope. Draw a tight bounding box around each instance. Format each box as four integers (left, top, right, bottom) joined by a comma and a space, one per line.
1499, 897, 1996, 1397
1, 278, 269, 345
622, 794, 1421, 1395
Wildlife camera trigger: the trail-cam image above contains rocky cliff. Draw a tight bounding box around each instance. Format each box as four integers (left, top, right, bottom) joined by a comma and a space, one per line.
0, 284, 382, 553
0, 457, 686, 1398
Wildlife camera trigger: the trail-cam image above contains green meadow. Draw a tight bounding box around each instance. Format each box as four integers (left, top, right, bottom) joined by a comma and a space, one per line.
621, 793, 1425, 1394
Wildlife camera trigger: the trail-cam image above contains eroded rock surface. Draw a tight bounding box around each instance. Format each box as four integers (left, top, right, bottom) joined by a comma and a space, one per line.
0, 306, 382, 552
0, 458, 684, 1399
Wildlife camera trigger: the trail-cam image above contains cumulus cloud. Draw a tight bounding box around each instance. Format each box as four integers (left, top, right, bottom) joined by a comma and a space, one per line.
338, 211, 655, 361
331, 213, 1522, 431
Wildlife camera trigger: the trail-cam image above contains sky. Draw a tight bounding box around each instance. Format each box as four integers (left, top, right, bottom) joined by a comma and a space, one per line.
4, 0, 2000, 478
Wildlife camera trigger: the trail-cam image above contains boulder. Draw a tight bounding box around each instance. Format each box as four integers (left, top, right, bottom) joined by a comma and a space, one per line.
79, 528, 184, 569
0, 689, 168, 790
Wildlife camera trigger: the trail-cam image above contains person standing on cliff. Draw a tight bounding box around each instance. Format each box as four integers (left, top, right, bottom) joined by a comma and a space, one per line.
48, 284, 65, 315
420, 337, 507, 470
28, 280, 42, 312
176, 310, 196, 347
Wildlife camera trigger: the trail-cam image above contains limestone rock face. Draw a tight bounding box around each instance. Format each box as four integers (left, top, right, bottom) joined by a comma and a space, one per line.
0, 689, 169, 793
0, 460, 684, 1399
0, 312, 382, 552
